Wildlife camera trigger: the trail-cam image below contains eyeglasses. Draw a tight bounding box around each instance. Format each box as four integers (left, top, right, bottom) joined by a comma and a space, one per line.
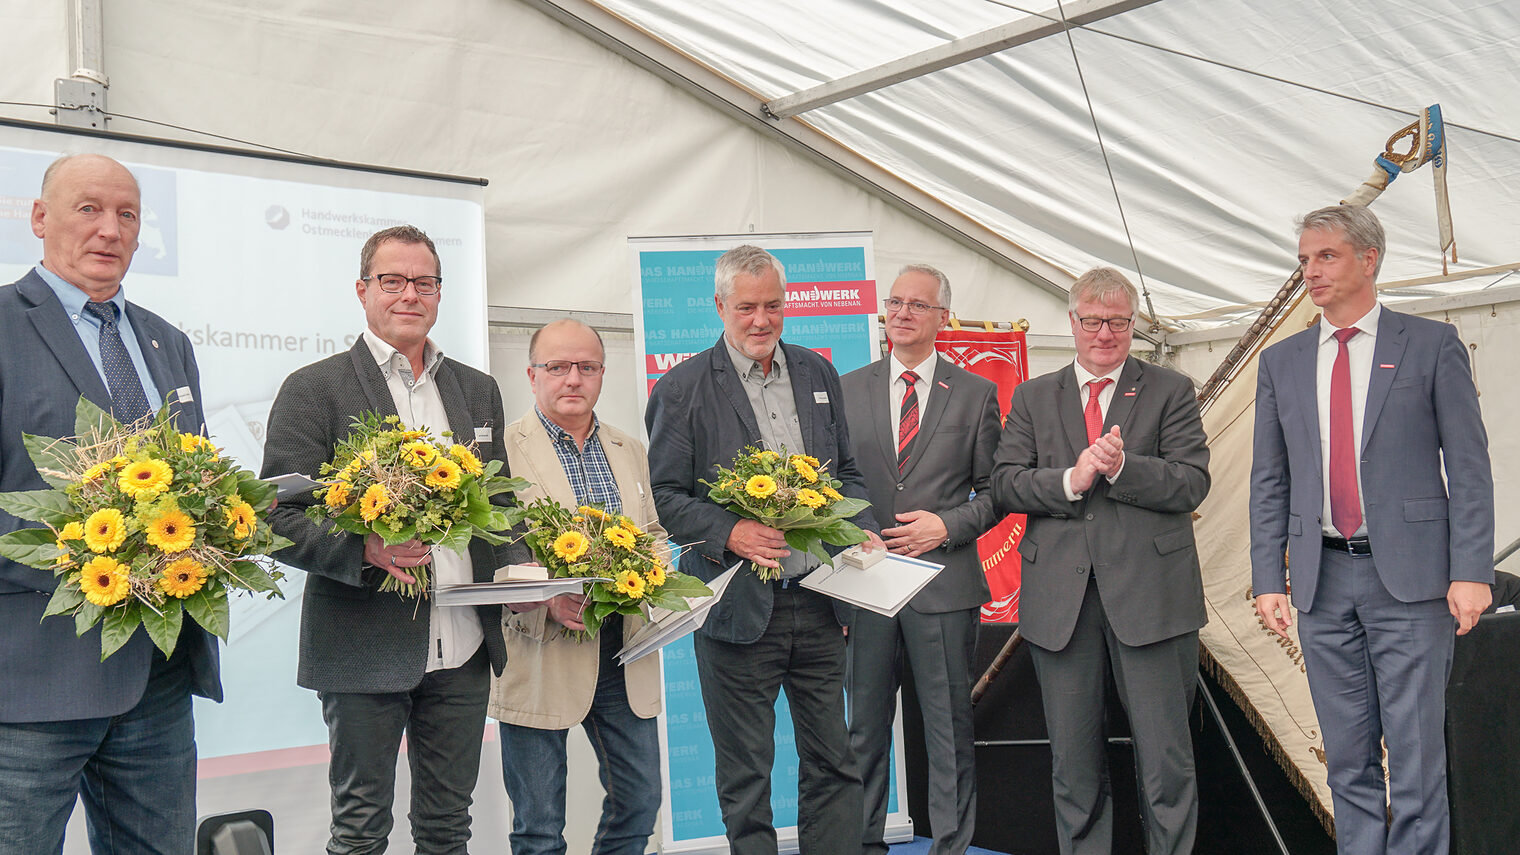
883, 297, 947, 316
531, 360, 605, 377
1074, 316, 1133, 333
364, 273, 443, 295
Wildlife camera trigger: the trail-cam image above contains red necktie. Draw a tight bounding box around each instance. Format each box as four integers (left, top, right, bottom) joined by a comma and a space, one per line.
1329, 327, 1361, 538
897, 370, 920, 471
1084, 379, 1112, 445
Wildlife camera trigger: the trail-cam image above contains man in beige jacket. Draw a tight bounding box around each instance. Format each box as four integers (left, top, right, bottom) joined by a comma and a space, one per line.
488, 318, 666, 855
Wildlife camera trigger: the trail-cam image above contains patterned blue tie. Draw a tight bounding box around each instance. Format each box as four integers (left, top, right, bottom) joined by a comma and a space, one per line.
82, 301, 152, 425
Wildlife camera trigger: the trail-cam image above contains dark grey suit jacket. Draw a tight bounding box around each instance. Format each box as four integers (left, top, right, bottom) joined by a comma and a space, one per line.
841, 354, 1000, 613
991, 357, 1209, 651
1250, 306, 1493, 609
646, 338, 880, 644
261, 339, 521, 693
0, 270, 219, 722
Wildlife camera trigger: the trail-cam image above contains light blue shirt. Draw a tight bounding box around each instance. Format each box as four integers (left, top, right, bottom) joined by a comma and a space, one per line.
34, 264, 163, 411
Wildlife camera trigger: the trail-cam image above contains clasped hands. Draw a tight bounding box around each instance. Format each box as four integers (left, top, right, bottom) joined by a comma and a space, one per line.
726, 518, 885, 569
363, 533, 431, 586
1071, 425, 1124, 495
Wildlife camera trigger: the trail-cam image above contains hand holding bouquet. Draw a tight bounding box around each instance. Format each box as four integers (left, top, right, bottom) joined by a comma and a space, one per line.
518, 497, 711, 638
703, 445, 871, 581
307, 413, 528, 597
0, 397, 288, 660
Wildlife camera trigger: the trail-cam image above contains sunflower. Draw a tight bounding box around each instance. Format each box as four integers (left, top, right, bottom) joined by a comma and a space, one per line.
159, 556, 208, 598
645, 562, 667, 587
792, 458, 819, 483
553, 530, 590, 562
425, 459, 462, 490
605, 526, 636, 551
796, 488, 826, 509
614, 569, 647, 599
821, 485, 844, 502
118, 458, 174, 498
449, 444, 484, 476
78, 556, 129, 606
359, 484, 391, 522
145, 508, 197, 553
325, 481, 353, 509
83, 508, 127, 553
744, 475, 778, 499
400, 441, 438, 467
224, 501, 257, 540
80, 461, 112, 483
618, 517, 644, 536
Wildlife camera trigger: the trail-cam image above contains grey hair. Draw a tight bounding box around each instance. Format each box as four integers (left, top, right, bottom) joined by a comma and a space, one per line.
898, 263, 952, 310
1068, 267, 1139, 315
714, 245, 787, 301
1297, 204, 1385, 278
40, 153, 140, 199
528, 318, 605, 364
360, 225, 441, 279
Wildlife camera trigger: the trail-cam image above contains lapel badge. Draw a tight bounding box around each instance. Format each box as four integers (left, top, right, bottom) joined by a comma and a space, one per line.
937, 380, 949, 389
1123, 386, 1137, 397
1379, 363, 1395, 369
151, 340, 160, 349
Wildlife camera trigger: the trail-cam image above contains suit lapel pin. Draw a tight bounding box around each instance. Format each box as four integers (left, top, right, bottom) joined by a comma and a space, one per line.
1123, 386, 1137, 397
1379, 363, 1395, 369
937, 380, 949, 389
151, 340, 160, 349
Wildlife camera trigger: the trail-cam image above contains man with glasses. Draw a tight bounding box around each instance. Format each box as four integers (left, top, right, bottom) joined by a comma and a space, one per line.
991, 267, 1210, 855
646, 244, 882, 855
841, 264, 1001, 855
486, 318, 667, 855
262, 225, 522, 853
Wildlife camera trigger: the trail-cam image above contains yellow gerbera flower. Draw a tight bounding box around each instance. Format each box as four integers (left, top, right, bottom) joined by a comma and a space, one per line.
325, 481, 353, 509
744, 475, 778, 499
797, 488, 826, 509
179, 433, 217, 457
360, 484, 391, 522
801, 455, 820, 467
337, 459, 361, 482
618, 517, 644, 536
757, 450, 780, 463
645, 562, 667, 587
553, 530, 590, 562
400, 441, 438, 467
577, 506, 611, 522
425, 459, 462, 490
145, 508, 197, 554
449, 444, 484, 476
821, 485, 844, 502
56, 521, 85, 545
118, 459, 174, 498
80, 462, 112, 483
605, 526, 636, 551
224, 501, 257, 540
401, 429, 429, 441
83, 508, 127, 553
159, 556, 208, 598
79, 556, 129, 606
614, 569, 647, 599
792, 458, 819, 483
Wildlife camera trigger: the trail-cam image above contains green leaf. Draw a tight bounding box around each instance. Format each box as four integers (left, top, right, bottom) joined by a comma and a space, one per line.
20, 433, 77, 489
184, 584, 230, 640
0, 490, 74, 526
228, 559, 283, 595
816, 520, 869, 548
42, 577, 86, 618
74, 396, 118, 436
140, 600, 183, 657
268, 533, 294, 553
74, 600, 103, 636
99, 600, 142, 661
0, 526, 64, 567
653, 572, 713, 600
237, 473, 279, 511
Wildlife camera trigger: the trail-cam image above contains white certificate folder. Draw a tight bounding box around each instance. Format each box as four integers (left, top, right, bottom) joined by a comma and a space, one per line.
800, 552, 943, 618
615, 562, 740, 665
435, 577, 611, 606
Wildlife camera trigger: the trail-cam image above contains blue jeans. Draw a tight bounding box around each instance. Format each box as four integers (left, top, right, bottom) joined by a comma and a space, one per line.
0, 650, 197, 855
499, 635, 660, 855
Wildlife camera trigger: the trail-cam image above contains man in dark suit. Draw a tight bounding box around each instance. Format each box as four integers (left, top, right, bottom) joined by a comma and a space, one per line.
991, 267, 1209, 855
646, 244, 882, 855
1251, 204, 1492, 855
842, 263, 1001, 855
0, 154, 217, 853
262, 225, 521, 853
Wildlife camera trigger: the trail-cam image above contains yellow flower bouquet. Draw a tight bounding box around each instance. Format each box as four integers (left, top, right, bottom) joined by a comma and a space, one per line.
0, 397, 288, 660
703, 445, 872, 581
518, 497, 712, 637
307, 413, 528, 597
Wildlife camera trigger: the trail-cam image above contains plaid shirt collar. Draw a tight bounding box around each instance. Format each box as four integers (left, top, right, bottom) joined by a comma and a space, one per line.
534, 407, 621, 515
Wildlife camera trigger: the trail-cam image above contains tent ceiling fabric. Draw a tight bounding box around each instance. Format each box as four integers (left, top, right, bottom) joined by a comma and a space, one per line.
596, 0, 1519, 326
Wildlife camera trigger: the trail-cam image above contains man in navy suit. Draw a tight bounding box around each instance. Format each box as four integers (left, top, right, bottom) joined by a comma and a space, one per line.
1251, 204, 1493, 855
0, 154, 217, 853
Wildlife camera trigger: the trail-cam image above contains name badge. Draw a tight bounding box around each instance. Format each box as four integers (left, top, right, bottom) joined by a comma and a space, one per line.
173, 385, 194, 403
474, 427, 492, 444
813, 391, 829, 404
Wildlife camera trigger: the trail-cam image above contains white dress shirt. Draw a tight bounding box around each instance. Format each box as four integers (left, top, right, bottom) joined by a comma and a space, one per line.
363, 330, 484, 672
888, 350, 938, 429
1063, 360, 1127, 501
1316, 305, 1379, 537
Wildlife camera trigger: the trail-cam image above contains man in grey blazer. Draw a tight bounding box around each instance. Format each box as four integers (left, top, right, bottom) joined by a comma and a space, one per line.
1251, 205, 1492, 855
262, 225, 522, 853
842, 264, 1001, 855
646, 244, 881, 855
0, 154, 218, 853
991, 267, 1209, 855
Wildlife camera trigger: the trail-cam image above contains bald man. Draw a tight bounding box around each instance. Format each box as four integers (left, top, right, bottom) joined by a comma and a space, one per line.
0, 154, 217, 852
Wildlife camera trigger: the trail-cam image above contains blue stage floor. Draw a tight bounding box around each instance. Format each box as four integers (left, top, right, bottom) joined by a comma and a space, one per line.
888, 839, 1006, 854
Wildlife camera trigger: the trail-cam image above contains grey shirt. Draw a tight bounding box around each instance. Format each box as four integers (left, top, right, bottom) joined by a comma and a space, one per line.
724, 336, 814, 578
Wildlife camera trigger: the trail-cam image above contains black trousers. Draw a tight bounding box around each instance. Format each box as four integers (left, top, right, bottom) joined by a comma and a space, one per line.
693, 584, 864, 855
